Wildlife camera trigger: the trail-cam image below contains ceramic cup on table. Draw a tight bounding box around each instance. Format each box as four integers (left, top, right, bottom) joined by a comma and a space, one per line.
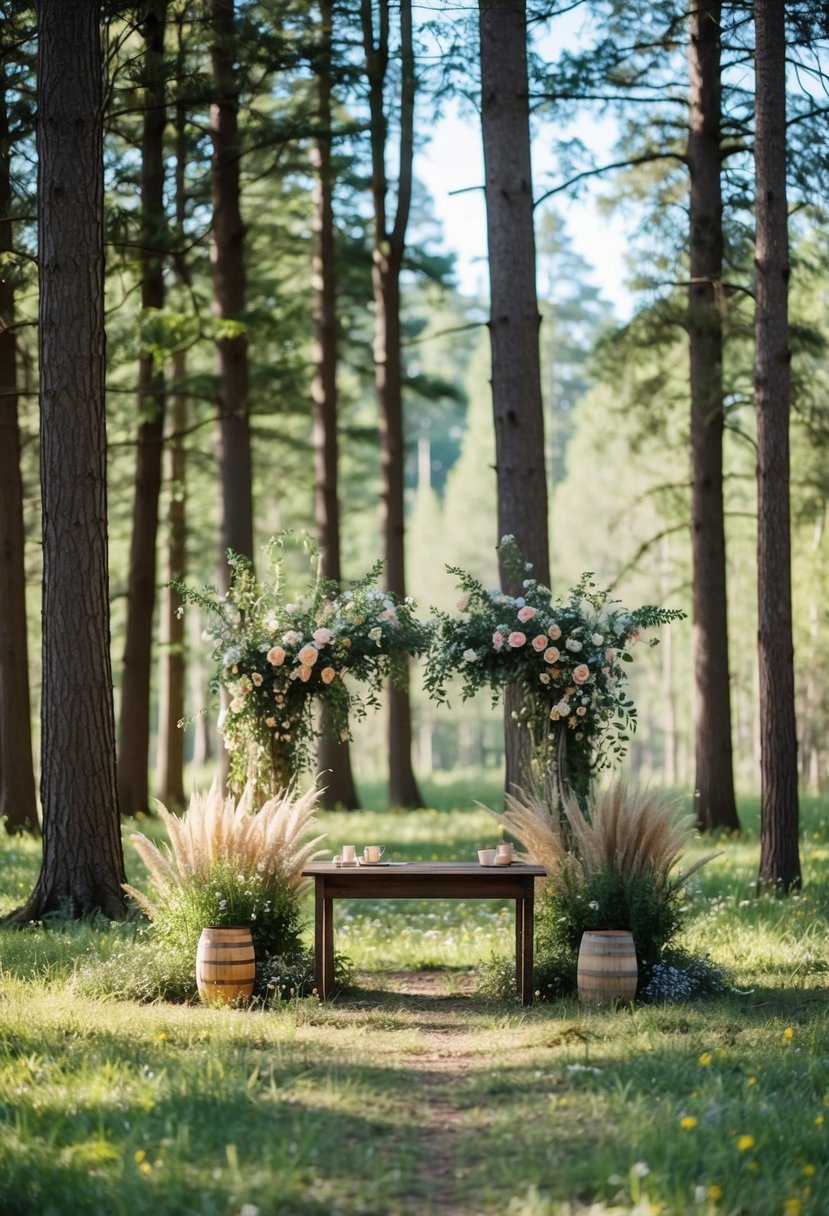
495, 843, 514, 865
477, 848, 497, 866
341, 844, 357, 863
363, 845, 385, 863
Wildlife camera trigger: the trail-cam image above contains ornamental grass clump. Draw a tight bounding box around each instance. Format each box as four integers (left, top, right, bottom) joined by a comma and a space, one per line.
491, 779, 719, 978
124, 779, 325, 973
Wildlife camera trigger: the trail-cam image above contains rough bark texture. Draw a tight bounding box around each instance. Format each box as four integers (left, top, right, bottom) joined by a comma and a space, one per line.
687, 0, 740, 833
362, 0, 422, 808
11, 0, 126, 921
118, 3, 168, 817
210, 0, 253, 572
754, 0, 801, 892
0, 59, 39, 835
156, 348, 187, 810
479, 0, 550, 797
313, 0, 359, 809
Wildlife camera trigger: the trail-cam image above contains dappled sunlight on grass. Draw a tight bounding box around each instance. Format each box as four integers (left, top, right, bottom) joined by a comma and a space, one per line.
3, 795, 829, 1214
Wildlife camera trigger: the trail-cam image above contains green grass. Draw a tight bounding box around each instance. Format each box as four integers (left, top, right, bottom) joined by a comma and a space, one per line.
2, 794, 829, 1214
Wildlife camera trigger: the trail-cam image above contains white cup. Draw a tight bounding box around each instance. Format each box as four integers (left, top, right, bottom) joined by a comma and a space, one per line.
341, 844, 357, 863
363, 845, 385, 863
477, 848, 497, 866
496, 842, 514, 864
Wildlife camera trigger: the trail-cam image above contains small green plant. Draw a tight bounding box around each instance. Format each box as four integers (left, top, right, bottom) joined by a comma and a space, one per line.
489, 779, 719, 979
122, 781, 325, 997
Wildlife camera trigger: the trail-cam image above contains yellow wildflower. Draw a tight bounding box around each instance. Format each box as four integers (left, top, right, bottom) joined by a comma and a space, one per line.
680, 1116, 699, 1130
134, 1150, 146, 1164
815, 1115, 825, 1127
698, 1052, 712, 1067
802, 1164, 816, 1178
783, 1027, 794, 1042
736, 1134, 755, 1152
747, 1075, 757, 1086
783, 1199, 802, 1216
707, 1184, 723, 1201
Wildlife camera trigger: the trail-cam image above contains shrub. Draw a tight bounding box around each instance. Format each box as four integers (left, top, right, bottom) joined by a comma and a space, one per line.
123, 781, 325, 973
489, 779, 719, 973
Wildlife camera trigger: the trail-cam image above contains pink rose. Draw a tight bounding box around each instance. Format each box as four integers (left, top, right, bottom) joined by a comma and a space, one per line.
298, 644, 319, 666
543, 647, 560, 664
531, 634, 548, 652
517, 605, 536, 623
548, 623, 562, 640
605, 648, 615, 663
266, 645, 286, 667
572, 664, 590, 685
492, 631, 504, 650
313, 628, 333, 647
508, 631, 527, 648
321, 666, 336, 684
457, 593, 471, 611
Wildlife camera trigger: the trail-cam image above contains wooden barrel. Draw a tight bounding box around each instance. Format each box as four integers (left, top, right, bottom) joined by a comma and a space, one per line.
577, 930, 638, 1004
196, 926, 255, 1006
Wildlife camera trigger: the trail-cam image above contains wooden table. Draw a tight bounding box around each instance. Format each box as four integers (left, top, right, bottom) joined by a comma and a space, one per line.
302, 861, 547, 1005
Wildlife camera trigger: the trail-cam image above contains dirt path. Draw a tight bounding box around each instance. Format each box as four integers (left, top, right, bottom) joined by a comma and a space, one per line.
356, 970, 489, 1216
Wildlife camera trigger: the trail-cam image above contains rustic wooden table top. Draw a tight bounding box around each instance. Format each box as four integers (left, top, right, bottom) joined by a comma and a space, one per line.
303, 861, 547, 876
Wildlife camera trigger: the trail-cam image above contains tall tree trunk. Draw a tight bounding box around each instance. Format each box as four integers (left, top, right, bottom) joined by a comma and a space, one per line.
754, 0, 800, 892
313, 0, 359, 809
687, 0, 740, 833
361, 0, 421, 808
209, 0, 253, 571
118, 2, 168, 817
10, 0, 126, 921
0, 57, 39, 835
479, 0, 550, 797
156, 88, 191, 810
156, 348, 187, 809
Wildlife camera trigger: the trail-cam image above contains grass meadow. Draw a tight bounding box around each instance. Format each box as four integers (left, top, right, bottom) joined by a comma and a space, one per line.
1, 777, 829, 1215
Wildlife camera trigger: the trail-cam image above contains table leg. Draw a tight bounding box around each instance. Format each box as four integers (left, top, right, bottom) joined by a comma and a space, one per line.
314, 879, 325, 997
322, 890, 335, 999
516, 880, 535, 1005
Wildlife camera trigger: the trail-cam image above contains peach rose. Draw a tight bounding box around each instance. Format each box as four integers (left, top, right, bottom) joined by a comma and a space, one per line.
531, 634, 548, 651
572, 664, 590, 685
321, 666, 336, 684
298, 644, 319, 666
508, 631, 527, 648
548, 623, 562, 640
297, 665, 312, 683
517, 605, 536, 623
266, 645, 286, 666
543, 647, 560, 664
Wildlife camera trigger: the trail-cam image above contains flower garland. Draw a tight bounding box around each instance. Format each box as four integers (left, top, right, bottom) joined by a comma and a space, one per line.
423, 537, 685, 793
176, 534, 430, 798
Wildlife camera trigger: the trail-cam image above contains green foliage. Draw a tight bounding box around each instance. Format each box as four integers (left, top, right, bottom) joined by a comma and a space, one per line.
537, 861, 686, 966
148, 858, 305, 963
71, 935, 198, 1004
174, 532, 431, 795
424, 536, 685, 785
638, 948, 731, 1003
